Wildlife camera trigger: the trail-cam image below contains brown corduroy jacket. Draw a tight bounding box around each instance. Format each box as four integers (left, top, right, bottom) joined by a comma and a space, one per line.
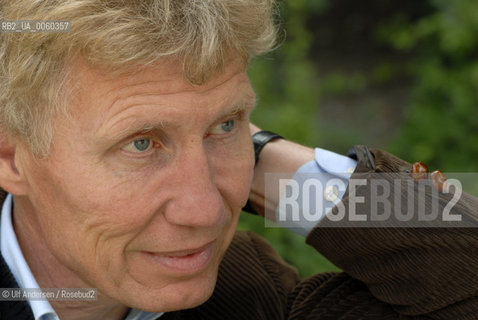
1, 147, 477, 319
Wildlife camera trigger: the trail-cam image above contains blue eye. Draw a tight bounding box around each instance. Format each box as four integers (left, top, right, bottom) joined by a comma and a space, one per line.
221, 120, 235, 133
208, 119, 237, 135
134, 139, 151, 151
122, 138, 153, 153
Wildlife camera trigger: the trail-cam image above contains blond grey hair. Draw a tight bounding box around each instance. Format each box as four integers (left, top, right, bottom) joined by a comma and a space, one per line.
0, 0, 278, 157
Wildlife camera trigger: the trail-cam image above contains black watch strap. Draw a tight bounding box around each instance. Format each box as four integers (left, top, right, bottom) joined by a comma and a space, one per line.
243, 130, 283, 215
252, 130, 283, 165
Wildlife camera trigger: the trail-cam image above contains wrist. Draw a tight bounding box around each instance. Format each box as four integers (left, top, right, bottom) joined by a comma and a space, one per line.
248, 137, 314, 216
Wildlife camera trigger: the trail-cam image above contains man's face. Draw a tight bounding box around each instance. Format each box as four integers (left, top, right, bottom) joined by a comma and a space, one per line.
17, 57, 255, 311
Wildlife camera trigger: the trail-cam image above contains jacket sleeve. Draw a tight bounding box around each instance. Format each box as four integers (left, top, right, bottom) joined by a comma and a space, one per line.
301, 146, 478, 319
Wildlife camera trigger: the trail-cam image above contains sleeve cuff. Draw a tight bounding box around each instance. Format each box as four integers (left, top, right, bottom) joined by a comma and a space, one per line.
274, 148, 357, 236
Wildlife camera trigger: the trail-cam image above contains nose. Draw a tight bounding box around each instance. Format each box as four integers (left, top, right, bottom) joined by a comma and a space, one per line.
163, 142, 224, 228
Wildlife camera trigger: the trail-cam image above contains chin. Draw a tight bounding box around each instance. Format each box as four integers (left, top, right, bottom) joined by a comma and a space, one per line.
159, 281, 216, 312
120, 266, 219, 313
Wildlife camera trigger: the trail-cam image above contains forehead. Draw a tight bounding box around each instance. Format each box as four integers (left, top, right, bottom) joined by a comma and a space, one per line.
67, 56, 250, 107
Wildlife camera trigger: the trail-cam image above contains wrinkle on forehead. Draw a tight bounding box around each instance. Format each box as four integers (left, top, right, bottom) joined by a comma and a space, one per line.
61, 55, 249, 138
65, 55, 247, 117
67, 54, 246, 96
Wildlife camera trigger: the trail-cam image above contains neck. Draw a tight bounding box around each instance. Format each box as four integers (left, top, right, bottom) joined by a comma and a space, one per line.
12, 196, 129, 320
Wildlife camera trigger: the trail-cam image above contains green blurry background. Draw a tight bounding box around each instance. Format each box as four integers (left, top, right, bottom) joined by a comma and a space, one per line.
238, 0, 478, 277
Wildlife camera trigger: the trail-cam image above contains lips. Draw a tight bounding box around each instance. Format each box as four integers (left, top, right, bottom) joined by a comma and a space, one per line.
142, 240, 216, 274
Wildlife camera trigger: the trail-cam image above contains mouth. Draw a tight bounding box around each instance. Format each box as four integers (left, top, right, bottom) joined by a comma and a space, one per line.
141, 240, 216, 274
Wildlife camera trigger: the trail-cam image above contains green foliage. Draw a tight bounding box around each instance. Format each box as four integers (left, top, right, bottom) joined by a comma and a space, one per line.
248, 0, 327, 146
320, 72, 367, 95
382, 0, 478, 171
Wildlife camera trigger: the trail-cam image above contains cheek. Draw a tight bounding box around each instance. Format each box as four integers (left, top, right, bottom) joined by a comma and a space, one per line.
27, 159, 156, 265
48, 158, 156, 223
29, 168, 165, 293
213, 135, 255, 211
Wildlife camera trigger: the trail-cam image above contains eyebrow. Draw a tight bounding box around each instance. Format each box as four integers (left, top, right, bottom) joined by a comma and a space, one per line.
213, 92, 256, 122
101, 117, 166, 144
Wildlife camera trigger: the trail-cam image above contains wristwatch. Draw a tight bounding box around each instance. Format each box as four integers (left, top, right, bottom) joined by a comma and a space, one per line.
243, 130, 283, 215
251, 130, 283, 165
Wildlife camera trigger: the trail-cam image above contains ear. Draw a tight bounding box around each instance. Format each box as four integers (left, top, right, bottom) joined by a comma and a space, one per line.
0, 134, 29, 195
